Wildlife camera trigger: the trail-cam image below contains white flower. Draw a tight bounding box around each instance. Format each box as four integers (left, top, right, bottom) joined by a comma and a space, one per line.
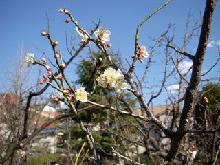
97, 67, 128, 90
76, 27, 90, 43
94, 28, 111, 44
139, 46, 149, 58
75, 87, 88, 102
137, 45, 149, 59
25, 53, 35, 65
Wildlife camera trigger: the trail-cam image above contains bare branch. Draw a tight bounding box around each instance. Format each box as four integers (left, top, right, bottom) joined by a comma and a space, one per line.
128, 0, 173, 77
201, 46, 220, 76
167, 44, 194, 60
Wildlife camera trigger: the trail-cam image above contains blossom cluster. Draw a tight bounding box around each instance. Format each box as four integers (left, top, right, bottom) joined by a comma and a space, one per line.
97, 67, 128, 90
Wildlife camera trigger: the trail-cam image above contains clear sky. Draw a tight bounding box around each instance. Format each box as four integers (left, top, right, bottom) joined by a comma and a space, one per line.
0, 0, 219, 104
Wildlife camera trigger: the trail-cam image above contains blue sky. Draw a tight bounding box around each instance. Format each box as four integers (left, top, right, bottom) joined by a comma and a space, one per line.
0, 0, 219, 104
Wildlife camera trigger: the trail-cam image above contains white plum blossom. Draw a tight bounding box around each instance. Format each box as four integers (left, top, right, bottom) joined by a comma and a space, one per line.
25, 53, 35, 65
75, 87, 88, 102
94, 28, 111, 44
97, 67, 128, 90
76, 27, 90, 43
135, 45, 149, 62
138, 45, 149, 58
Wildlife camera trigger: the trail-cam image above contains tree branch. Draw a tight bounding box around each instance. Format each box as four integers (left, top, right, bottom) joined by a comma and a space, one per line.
167, 44, 194, 60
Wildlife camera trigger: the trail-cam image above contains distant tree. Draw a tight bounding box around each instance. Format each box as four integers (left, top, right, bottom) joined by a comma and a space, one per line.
192, 83, 220, 164
203, 83, 220, 126
69, 52, 139, 164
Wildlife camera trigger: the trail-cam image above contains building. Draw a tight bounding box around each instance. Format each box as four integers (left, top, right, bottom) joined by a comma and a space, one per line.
31, 105, 62, 154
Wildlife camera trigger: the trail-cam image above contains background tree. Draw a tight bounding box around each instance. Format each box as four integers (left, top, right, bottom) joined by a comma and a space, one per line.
191, 83, 220, 164
69, 52, 140, 164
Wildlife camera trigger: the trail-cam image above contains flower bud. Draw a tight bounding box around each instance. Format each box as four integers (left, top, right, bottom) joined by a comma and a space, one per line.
38, 79, 45, 84
41, 31, 49, 37
54, 52, 61, 58
62, 89, 69, 95
52, 40, 59, 47
58, 8, 65, 13
45, 65, 52, 75
41, 58, 46, 63
60, 63, 66, 69
58, 8, 70, 14
65, 19, 70, 23
106, 43, 112, 48
55, 73, 63, 80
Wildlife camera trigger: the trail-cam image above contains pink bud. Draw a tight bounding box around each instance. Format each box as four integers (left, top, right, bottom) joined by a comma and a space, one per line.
55, 52, 61, 58
46, 65, 52, 75
55, 73, 63, 80
52, 40, 59, 47
106, 43, 112, 48
38, 79, 44, 84
65, 19, 70, 23
43, 74, 47, 79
